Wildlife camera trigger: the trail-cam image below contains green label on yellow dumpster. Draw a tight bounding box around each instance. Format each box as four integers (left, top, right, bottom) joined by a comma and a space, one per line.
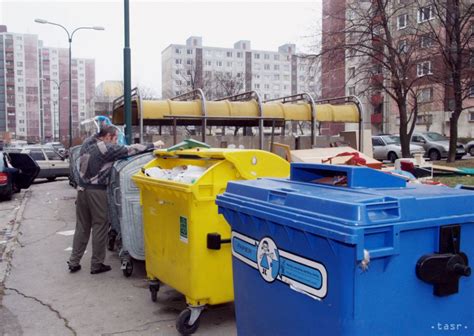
180, 216, 188, 243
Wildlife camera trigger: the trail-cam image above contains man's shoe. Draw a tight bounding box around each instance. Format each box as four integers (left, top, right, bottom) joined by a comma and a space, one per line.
90, 264, 112, 274
67, 261, 81, 273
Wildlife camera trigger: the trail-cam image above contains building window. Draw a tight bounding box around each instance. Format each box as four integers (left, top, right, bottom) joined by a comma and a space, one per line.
175, 48, 181, 54
274, 55, 280, 61
264, 84, 270, 89
187, 49, 193, 55
175, 80, 182, 85
470, 51, 474, 68
264, 54, 270, 60
348, 67, 355, 78
348, 86, 356, 95
418, 6, 434, 23
186, 59, 192, 65
216, 61, 223, 67
420, 34, 433, 48
264, 64, 270, 70
175, 70, 180, 75
417, 61, 432, 77
418, 87, 433, 102
226, 51, 232, 57
398, 39, 408, 53
274, 64, 280, 71
283, 64, 290, 71
470, 84, 474, 97
469, 111, 474, 122
274, 74, 280, 80
397, 14, 408, 30
254, 83, 260, 89
205, 60, 212, 66
254, 53, 260, 59
227, 61, 232, 67
175, 59, 182, 64
17, 70, 23, 76
236, 52, 242, 58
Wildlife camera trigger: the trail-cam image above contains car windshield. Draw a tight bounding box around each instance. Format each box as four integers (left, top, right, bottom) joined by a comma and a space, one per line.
424, 132, 448, 141
381, 135, 400, 145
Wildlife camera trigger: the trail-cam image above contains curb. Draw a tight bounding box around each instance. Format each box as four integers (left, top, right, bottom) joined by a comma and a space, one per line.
0, 190, 31, 292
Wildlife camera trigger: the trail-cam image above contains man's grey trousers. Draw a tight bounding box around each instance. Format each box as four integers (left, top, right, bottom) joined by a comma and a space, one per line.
69, 188, 108, 271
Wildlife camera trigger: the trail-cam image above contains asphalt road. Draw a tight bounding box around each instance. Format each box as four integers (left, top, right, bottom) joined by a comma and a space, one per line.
0, 179, 236, 336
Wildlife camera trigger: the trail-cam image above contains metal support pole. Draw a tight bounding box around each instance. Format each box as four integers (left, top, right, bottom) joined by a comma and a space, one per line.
68, 38, 72, 147
124, 0, 132, 145
173, 118, 177, 145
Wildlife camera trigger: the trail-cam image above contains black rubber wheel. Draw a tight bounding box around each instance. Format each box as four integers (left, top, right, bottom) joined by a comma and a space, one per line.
428, 149, 441, 161
47, 176, 56, 181
176, 308, 200, 335
455, 154, 464, 160
469, 147, 474, 157
149, 283, 160, 302
122, 260, 133, 277
107, 233, 116, 251
387, 152, 398, 163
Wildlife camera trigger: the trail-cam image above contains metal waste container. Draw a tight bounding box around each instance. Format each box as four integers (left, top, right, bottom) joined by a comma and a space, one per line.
107, 152, 154, 276
68, 145, 81, 188
132, 148, 290, 335
216, 164, 473, 336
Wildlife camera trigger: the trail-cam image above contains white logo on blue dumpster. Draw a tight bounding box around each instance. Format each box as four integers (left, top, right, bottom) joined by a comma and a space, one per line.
232, 231, 328, 300
257, 238, 280, 282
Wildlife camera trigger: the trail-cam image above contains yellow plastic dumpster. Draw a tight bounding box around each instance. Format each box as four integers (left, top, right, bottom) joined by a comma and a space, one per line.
132, 148, 290, 335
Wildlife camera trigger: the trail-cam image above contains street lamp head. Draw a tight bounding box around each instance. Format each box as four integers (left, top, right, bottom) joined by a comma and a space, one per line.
92, 26, 105, 31
34, 18, 48, 24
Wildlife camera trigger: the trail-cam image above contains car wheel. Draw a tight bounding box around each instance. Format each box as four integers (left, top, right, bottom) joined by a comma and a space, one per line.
469, 146, 474, 157
387, 152, 398, 163
47, 176, 56, 182
428, 149, 441, 161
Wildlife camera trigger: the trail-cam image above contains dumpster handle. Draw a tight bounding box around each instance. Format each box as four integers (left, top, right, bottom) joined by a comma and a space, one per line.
113, 187, 121, 206
207, 233, 231, 250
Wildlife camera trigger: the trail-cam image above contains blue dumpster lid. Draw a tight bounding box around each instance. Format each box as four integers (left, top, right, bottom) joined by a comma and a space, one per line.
217, 163, 474, 232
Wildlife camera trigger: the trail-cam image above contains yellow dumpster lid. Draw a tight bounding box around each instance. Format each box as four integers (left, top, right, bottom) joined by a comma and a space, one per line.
153, 148, 290, 179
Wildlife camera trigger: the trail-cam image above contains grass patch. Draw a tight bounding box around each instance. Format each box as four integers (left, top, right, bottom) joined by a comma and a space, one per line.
429, 158, 474, 186
436, 175, 474, 187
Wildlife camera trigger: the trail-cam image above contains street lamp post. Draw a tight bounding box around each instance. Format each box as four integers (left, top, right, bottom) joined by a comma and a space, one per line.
35, 19, 104, 148
41, 78, 68, 142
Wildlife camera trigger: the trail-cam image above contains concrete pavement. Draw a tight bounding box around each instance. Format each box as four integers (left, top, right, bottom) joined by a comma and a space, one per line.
0, 179, 236, 336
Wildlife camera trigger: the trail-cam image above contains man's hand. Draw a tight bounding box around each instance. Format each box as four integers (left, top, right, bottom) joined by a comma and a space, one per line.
153, 140, 165, 149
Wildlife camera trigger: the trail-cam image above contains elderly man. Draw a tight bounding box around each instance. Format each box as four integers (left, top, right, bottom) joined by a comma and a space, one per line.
68, 125, 162, 274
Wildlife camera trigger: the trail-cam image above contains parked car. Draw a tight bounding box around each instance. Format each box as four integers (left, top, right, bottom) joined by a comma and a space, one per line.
411, 132, 466, 161
372, 135, 425, 162
44, 142, 68, 158
19, 146, 69, 181
0, 151, 40, 201
465, 140, 474, 157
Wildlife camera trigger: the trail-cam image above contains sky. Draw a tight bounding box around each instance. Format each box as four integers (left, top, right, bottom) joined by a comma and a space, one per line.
0, 0, 322, 96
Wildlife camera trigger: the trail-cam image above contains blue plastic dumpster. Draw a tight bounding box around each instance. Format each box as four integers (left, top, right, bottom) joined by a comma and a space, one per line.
216, 164, 473, 336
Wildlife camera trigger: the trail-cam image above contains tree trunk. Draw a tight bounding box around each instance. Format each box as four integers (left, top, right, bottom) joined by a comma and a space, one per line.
447, 111, 460, 162
398, 103, 411, 158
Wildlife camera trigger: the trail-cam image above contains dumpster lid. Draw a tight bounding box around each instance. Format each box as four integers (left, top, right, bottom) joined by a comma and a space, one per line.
218, 164, 474, 228
153, 148, 290, 180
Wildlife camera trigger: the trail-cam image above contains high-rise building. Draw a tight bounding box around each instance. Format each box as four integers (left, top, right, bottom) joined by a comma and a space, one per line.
321, 0, 474, 137
0, 25, 95, 143
161, 36, 320, 101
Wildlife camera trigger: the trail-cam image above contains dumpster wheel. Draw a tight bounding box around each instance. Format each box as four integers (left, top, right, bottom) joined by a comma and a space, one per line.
121, 259, 133, 277
149, 281, 160, 302
176, 307, 202, 335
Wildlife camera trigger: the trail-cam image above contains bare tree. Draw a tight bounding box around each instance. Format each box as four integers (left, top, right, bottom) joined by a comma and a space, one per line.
137, 85, 160, 100
213, 71, 245, 98
418, 0, 473, 161
316, 0, 439, 157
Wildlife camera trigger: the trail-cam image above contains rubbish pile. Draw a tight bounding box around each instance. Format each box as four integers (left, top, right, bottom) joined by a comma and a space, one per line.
145, 165, 207, 184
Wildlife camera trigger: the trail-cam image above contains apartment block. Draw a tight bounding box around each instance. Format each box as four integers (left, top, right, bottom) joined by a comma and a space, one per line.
321, 0, 474, 138
0, 25, 95, 143
162, 36, 320, 101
